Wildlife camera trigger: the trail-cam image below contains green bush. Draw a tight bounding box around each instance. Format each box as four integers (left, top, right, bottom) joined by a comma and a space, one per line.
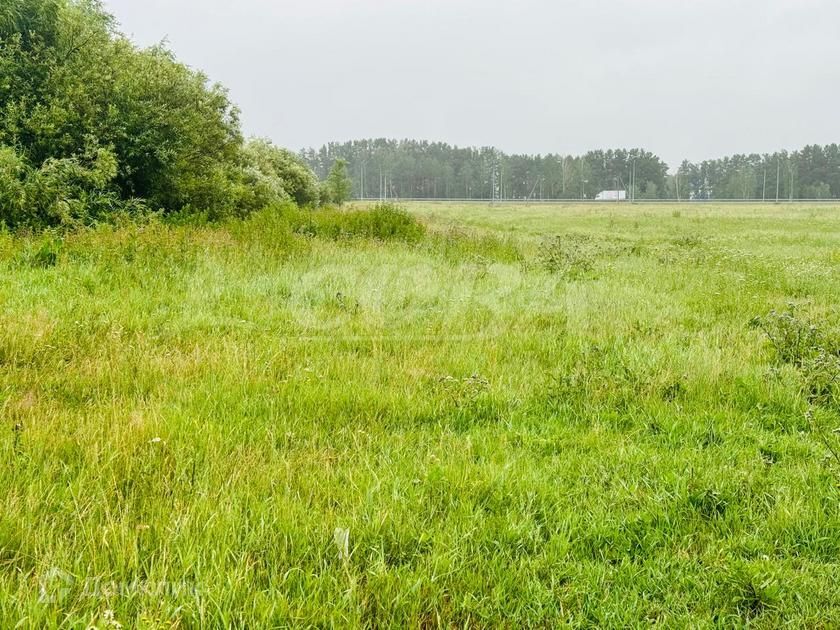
241, 140, 319, 208
0, 1, 321, 227
320, 159, 352, 206
0, 147, 28, 227
0, 142, 141, 228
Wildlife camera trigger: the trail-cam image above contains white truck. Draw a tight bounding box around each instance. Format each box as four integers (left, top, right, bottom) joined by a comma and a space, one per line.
595, 190, 627, 201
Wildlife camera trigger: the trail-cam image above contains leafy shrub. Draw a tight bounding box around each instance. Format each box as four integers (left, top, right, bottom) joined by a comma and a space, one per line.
240, 140, 319, 208
320, 159, 353, 206
0, 142, 143, 228
1, 1, 321, 227
26, 145, 121, 224
0, 147, 28, 227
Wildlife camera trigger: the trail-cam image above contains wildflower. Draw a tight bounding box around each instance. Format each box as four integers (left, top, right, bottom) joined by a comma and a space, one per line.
103, 609, 123, 629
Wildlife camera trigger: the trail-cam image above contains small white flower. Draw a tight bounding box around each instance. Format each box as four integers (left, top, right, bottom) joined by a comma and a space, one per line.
103, 610, 123, 629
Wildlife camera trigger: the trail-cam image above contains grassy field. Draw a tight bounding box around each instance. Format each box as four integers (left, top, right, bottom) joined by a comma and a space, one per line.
1, 202, 839, 627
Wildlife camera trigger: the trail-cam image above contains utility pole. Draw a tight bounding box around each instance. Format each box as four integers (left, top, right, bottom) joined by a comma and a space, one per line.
491, 167, 496, 205
563, 158, 567, 196
762, 168, 766, 202
631, 159, 636, 203
501, 166, 505, 201
775, 160, 780, 203
558, 157, 567, 197
789, 168, 794, 202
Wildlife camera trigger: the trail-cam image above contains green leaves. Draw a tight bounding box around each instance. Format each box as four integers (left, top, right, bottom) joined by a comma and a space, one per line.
323, 159, 352, 206
241, 139, 319, 209
0, 0, 300, 227
0, 146, 28, 226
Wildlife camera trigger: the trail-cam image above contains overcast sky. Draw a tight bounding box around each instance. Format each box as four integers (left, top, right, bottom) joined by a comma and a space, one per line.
103, 0, 839, 169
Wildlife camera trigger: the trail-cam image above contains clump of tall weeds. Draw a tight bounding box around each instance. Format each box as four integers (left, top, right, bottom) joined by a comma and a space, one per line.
288, 203, 426, 243
427, 227, 523, 264
537, 234, 598, 278
752, 305, 840, 473
16, 233, 63, 268
750, 305, 839, 408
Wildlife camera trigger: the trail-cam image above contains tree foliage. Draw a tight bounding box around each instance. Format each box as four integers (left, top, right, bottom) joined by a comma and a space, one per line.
322, 158, 352, 206
0, 0, 319, 228
675, 145, 840, 200
241, 139, 320, 208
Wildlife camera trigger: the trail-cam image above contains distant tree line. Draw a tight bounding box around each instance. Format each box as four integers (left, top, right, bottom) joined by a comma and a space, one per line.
303, 140, 669, 201
675, 145, 840, 200
304, 140, 840, 201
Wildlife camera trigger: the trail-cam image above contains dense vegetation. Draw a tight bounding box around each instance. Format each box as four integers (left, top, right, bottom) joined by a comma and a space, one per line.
0, 0, 322, 228
2, 202, 839, 626
305, 139, 840, 201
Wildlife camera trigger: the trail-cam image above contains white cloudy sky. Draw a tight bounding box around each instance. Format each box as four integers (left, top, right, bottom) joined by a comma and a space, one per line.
103, 0, 839, 168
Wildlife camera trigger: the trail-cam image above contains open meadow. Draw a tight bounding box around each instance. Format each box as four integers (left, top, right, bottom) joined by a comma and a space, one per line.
1, 202, 839, 627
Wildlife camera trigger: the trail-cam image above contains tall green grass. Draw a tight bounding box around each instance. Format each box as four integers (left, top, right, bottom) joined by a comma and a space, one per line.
286, 202, 426, 242
1, 203, 839, 627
